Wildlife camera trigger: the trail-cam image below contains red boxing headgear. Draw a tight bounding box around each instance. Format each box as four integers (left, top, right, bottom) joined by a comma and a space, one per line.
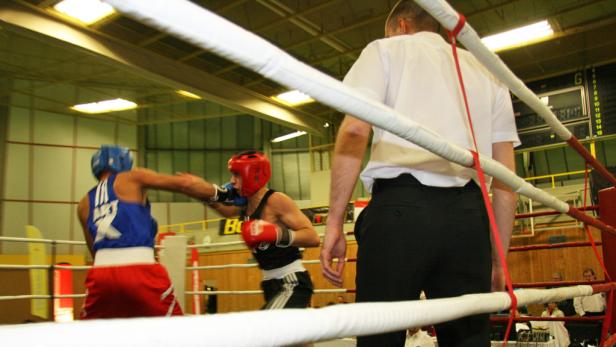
228, 151, 271, 197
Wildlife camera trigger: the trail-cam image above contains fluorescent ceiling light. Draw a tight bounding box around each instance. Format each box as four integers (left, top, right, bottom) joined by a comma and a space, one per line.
176, 90, 202, 99
481, 20, 554, 52
271, 131, 307, 143
272, 90, 314, 106
71, 98, 137, 114
53, 0, 115, 25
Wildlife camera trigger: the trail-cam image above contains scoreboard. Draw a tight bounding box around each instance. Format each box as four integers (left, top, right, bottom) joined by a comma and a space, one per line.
514, 86, 589, 149
589, 64, 616, 137
513, 63, 616, 150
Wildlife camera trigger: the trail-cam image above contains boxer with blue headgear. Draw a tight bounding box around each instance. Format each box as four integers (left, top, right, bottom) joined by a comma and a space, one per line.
77, 144, 230, 319
91, 145, 133, 179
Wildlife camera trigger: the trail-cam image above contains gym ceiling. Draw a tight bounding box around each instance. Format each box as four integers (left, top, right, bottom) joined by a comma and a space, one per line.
0, 0, 615, 136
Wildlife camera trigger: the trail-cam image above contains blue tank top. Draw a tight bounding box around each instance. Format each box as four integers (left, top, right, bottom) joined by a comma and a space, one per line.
86, 174, 158, 252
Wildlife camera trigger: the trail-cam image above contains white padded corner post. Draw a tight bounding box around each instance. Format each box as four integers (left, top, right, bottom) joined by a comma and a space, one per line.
159, 235, 187, 310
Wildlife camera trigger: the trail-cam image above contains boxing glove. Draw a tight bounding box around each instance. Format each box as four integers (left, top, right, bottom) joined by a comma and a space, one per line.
241, 219, 294, 248
207, 183, 247, 206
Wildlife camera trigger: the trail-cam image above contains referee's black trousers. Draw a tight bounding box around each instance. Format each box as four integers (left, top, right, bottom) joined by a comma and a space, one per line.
355, 174, 492, 347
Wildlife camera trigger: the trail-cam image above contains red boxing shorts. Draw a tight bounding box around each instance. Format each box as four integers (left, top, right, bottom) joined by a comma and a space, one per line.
80, 263, 183, 319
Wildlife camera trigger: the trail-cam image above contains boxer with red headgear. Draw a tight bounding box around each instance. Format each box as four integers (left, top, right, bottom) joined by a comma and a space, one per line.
227, 151, 271, 197
184, 150, 319, 311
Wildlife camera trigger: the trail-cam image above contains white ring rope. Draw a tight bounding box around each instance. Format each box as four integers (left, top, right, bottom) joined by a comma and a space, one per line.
186, 290, 263, 296
0, 295, 52, 301
0, 294, 86, 301
300, 259, 322, 265
0, 264, 91, 270
186, 288, 350, 296
0, 285, 595, 347
103, 0, 570, 216
0, 236, 86, 245
0, 288, 347, 302
187, 258, 328, 270
0, 264, 52, 270
189, 263, 258, 270
414, 0, 571, 140
183, 235, 351, 251
187, 240, 245, 249
57, 265, 91, 270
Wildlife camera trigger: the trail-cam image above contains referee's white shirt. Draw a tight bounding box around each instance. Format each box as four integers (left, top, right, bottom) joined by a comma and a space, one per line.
574, 293, 606, 316
343, 32, 520, 191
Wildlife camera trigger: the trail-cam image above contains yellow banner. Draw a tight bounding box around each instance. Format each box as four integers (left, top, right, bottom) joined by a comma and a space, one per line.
219, 218, 243, 235
26, 225, 49, 319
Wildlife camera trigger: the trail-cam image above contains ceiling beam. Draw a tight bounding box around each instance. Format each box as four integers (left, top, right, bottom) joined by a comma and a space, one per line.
181, 0, 349, 70
131, 0, 252, 46
0, 1, 324, 135
209, 0, 359, 79
225, 0, 530, 89
283, 1, 616, 78
256, 0, 351, 53
506, 15, 616, 70
219, 0, 526, 79
138, 110, 243, 126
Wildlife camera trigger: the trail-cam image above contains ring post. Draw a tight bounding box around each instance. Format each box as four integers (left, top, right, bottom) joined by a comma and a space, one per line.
159, 235, 187, 310
599, 187, 616, 334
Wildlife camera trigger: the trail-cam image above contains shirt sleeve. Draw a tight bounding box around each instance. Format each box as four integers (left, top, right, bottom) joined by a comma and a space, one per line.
597, 293, 607, 310
342, 41, 388, 103
491, 85, 521, 147
573, 297, 585, 316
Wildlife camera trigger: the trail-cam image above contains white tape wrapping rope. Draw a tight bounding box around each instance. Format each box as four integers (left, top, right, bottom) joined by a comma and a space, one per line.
0, 286, 595, 347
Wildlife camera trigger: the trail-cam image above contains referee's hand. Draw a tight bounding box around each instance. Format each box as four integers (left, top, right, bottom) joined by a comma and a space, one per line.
320, 224, 347, 287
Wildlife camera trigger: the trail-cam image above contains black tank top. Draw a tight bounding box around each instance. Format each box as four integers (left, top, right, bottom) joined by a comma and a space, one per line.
242, 190, 301, 270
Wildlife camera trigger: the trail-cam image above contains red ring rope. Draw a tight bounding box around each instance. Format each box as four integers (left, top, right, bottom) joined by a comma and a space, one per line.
580, 159, 613, 345
514, 280, 604, 289
515, 205, 597, 219
509, 241, 603, 252
448, 13, 517, 344
491, 316, 605, 322
567, 138, 616, 186
593, 283, 616, 294
604, 333, 616, 347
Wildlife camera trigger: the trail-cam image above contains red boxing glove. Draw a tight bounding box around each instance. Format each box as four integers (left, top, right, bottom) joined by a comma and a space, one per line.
241, 219, 294, 248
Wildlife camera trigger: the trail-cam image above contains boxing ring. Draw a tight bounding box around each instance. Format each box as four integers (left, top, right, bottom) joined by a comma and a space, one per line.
0, 229, 613, 346
1, 0, 616, 345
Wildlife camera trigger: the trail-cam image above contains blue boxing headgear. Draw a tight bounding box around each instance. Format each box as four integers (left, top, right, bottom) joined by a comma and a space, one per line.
91, 145, 133, 179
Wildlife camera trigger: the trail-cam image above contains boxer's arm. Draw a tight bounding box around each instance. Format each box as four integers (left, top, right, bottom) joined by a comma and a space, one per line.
271, 192, 319, 247
206, 202, 241, 218
115, 169, 218, 202
134, 169, 217, 197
